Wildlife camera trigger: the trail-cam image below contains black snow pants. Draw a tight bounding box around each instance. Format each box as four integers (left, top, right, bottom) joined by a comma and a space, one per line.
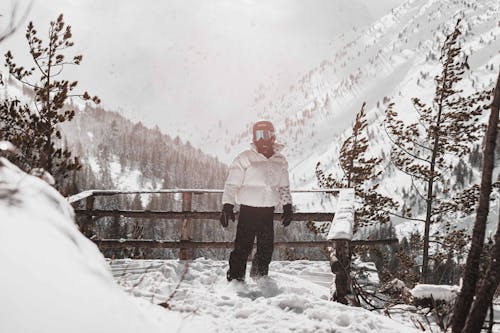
228, 205, 274, 280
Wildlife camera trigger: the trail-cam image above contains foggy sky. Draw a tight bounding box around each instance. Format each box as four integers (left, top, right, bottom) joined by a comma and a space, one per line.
1, 0, 403, 145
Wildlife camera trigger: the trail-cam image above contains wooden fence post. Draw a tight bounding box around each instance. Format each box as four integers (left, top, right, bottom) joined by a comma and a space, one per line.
329, 239, 351, 304
179, 192, 193, 260
82, 195, 95, 238
327, 188, 355, 304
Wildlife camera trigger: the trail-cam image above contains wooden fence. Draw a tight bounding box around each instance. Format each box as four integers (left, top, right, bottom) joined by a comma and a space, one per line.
68, 188, 398, 303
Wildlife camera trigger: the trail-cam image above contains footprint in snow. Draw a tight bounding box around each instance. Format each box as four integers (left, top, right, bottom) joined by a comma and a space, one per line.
229, 277, 282, 300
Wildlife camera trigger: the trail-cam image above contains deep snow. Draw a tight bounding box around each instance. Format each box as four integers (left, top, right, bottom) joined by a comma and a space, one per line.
111, 258, 424, 333
0, 156, 423, 333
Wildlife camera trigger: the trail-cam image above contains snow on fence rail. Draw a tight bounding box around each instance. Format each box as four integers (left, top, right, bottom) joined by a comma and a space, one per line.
68, 188, 397, 303
67, 188, 345, 204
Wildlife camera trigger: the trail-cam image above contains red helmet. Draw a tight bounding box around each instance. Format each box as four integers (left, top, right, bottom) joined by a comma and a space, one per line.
253, 120, 275, 157
252, 120, 275, 143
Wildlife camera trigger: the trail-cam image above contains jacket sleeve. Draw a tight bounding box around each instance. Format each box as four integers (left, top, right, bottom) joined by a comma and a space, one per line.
222, 153, 246, 206
278, 159, 292, 206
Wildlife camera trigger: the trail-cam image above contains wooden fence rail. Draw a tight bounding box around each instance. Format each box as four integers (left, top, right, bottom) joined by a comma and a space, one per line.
94, 238, 398, 249
69, 188, 343, 254
74, 210, 335, 222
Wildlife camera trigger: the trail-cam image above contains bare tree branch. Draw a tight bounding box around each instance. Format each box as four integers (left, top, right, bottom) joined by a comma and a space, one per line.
388, 211, 426, 223
383, 120, 432, 163
411, 176, 429, 202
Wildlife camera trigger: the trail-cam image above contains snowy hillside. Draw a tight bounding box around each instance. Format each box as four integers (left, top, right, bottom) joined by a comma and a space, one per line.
211, 0, 498, 179
198, 0, 499, 220
0, 157, 423, 333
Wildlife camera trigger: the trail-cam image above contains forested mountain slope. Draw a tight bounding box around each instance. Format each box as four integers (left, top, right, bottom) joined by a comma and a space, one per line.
58, 102, 231, 259
61, 102, 227, 195
206, 0, 499, 217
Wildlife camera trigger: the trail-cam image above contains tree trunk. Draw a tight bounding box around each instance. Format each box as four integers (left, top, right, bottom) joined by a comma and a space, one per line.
45, 29, 53, 175
330, 240, 351, 304
422, 100, 443, 283
452, 70, 500, 333
462, 213, 500, 333
422, 176, 434, 283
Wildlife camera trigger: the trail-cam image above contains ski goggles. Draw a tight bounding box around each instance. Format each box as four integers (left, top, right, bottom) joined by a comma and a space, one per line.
254, 129, 275, 141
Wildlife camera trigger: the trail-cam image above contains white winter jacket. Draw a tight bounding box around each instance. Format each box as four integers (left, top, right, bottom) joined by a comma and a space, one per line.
222, 143, 292, 208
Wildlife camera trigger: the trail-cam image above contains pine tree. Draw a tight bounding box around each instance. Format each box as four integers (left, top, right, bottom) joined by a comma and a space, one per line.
316, 103, 399, 303
384, 19, 491, 282
316, 102, 397, 232
2, 14, 99, 187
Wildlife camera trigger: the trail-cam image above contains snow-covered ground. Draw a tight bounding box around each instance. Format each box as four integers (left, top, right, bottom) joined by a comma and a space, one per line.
0, 156, 424, 333
110, 258, 422, 333
113, 257, 500, 332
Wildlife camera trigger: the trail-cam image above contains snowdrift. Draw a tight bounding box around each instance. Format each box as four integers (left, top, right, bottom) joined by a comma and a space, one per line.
0, 158, 206, 333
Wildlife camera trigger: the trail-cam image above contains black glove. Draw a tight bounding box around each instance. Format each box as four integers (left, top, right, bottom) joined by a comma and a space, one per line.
220, 203, 235, 228
282, 204, 293, 227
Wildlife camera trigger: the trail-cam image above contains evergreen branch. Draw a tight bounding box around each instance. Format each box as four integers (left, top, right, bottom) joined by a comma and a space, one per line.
437, 128, 482, 139
15, 79, 37, 89
339, 150, 350, 182
433, 170, 450, 184
52, 65, 65, 77
428, 240, 453, 248
388, 211, 426, 223
31, 97, 41, 117
383, 120, 431, 164
351, 275, 384, 310
66, 93, 89, 99
388, 158, 429, 181
412, 139, 433, 152
30, 48, 48, 79
430, 205, 461, 217
52, 45, 73, 52
411, 176, 429, 202
53, 61, 79, 67
398, 144, 432, 163
411, 99, 431, 133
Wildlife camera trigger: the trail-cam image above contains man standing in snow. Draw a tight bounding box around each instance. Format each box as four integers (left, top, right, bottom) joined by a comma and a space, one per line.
220, 120, 293, 281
